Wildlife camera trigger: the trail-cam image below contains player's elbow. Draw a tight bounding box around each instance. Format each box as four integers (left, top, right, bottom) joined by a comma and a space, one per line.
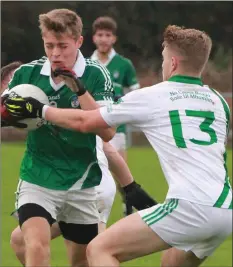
100, 128, 115, 142
64, 120, 89, 133
106, 128, 116, 141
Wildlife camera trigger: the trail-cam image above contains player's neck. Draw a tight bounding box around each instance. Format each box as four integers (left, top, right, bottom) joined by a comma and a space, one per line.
172, 70, 201, 79
97, 50, 111, 64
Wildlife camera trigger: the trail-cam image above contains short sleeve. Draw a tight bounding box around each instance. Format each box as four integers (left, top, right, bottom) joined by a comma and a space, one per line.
123, 60, 140, 90
99, 88, 152, 127
91, 64, 114, 107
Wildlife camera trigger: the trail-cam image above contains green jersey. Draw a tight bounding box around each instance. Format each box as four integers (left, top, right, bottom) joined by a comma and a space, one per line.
7, 51, 114, 190
91, 49, 139, 133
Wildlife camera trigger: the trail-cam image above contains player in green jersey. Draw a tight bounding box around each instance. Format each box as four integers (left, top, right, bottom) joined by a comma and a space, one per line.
91, 16, 140, 216
1, 9, 116, 267
2, 61, 156, 267
1, 10, 158, 266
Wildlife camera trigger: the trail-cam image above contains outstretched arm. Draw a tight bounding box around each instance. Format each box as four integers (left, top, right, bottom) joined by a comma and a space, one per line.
43, 105, 109, 133
43, 88, 151, 132
5, 88, 152, 136
102, 140, 157, 209
103, 141, 133, 186
74, 92, 115, 141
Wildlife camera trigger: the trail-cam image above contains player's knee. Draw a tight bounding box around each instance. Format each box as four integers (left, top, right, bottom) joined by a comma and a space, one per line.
86, 237, 105, 259
10, 227, 24, 251
86, 242, 96, 260
160, 255, 171, 267
160, 249, 176, 267
23, 227, 50, 256
26, 239, 50, 259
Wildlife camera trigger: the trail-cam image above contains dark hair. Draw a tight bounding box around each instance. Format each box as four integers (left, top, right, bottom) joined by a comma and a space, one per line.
1, 61, 23, 81
92, 16, 117, 35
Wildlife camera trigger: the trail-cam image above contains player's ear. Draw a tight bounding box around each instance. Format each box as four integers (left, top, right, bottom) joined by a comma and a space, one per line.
112, 35, 117, 45
171, 56, 178, 72
92, 34, 97, 45
76, 36, 83, 49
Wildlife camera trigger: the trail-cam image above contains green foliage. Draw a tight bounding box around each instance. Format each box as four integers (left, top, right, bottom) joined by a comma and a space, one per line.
1, 2, 232, 68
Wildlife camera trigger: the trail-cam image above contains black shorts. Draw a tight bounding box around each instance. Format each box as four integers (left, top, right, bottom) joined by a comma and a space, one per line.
18, 203, 98, 244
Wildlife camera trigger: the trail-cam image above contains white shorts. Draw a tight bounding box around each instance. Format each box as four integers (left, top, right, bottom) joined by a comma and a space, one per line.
15, 179, 99, 224
138, 198, 232, 259
96, 166, 116, 223
109, 133, 126, 151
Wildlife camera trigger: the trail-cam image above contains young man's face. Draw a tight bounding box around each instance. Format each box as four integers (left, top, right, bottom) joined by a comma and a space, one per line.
162, 46, 177, 81
43, 31, 83, 71
93, 30, 116, 54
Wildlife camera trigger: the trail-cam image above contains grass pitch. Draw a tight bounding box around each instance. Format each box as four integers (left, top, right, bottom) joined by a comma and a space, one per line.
1, 143, 232, 266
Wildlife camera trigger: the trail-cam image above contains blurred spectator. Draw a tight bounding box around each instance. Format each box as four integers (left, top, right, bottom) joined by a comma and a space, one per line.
1, 61, 27, 141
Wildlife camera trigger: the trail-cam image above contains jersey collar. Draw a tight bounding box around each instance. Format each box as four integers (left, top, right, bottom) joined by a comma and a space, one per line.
91, 48, 116, 66
40, 50, 86, 77
168, 75, 203, 86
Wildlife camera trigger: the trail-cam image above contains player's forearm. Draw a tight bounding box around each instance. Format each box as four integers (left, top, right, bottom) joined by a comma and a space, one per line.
43, 106, 86, 132
78, 91, 116, 141
43, 106, 112, 139
103, 142, 134, 187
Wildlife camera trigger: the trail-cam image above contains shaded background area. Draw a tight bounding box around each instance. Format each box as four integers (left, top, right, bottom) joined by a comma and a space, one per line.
1, 1, 232, 143
2, 1, 232, 77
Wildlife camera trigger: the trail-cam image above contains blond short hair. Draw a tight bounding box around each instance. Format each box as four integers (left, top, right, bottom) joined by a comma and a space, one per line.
163, 25, 212, 73
39, 9, 83, 40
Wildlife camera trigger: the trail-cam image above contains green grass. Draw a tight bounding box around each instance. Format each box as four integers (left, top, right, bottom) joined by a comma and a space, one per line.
1, 143, 232, 266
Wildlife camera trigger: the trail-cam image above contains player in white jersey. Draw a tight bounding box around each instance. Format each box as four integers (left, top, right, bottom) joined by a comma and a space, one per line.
5, 25, 232, 267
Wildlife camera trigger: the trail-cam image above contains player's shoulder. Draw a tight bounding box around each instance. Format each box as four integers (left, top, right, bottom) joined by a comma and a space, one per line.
15, 56, 47, 74
84, 58, 111, 79
85, 58, 108, 71
114, 53, 134, 67
124, 83, 160, 100
206, 86, 231, 114
144, 81, 170, 93
126, 82, 170, 103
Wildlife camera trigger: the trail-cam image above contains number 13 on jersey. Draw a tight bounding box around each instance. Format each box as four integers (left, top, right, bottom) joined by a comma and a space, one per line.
169, 110, 218, 148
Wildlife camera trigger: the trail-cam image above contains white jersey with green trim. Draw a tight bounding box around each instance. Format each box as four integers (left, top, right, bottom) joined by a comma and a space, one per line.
100, 75, 232, 209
